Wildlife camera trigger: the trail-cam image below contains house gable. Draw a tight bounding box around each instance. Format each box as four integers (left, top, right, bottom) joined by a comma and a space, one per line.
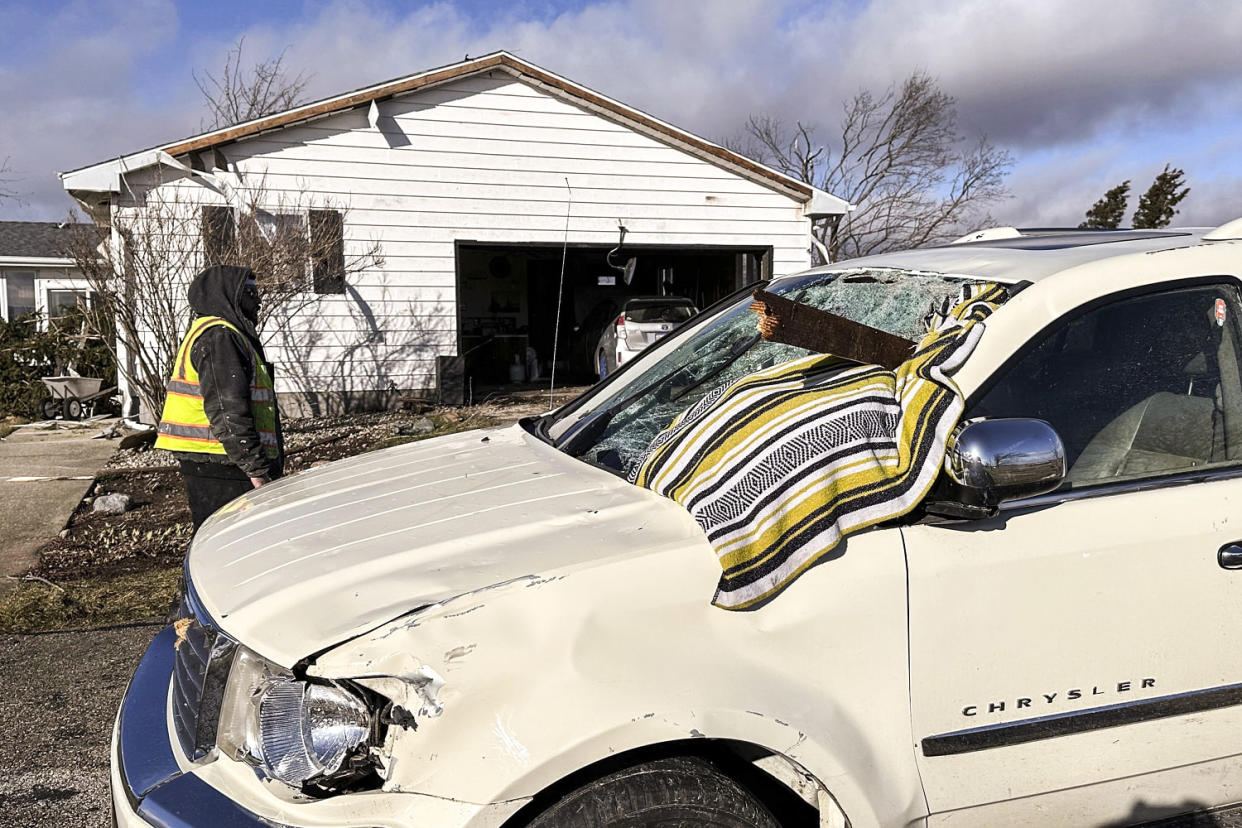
62, 53, 849, 217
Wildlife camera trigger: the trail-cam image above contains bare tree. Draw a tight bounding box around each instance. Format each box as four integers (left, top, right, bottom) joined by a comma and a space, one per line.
732, 72, 1012, 262
65, 172, 382, 419
194, 38, 312, 130
0, 156, 20, 203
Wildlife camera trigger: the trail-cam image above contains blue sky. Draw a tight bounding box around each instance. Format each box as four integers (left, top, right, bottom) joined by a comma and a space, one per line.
3, 0, 1240, 228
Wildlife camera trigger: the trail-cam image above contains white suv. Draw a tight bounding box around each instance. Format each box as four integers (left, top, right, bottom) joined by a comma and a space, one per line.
594, 296, 697, 378
113, 222, 1242, 828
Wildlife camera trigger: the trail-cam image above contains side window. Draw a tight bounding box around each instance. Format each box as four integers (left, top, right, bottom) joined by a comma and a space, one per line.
971, 282, 1242, 487
201, 205, 235, 267
309, 209, 345, 295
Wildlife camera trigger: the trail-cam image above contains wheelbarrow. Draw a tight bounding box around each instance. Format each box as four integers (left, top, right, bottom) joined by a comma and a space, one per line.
39, 375, 116, 421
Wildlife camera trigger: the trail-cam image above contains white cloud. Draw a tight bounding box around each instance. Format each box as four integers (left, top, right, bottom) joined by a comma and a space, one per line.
4, 0, 1240, 227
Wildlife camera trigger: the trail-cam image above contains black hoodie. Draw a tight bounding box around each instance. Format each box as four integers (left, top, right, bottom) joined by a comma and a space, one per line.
179, 266, 283, 480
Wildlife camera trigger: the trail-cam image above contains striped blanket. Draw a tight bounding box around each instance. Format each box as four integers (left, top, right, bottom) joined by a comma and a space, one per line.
630, 283, 1007, 610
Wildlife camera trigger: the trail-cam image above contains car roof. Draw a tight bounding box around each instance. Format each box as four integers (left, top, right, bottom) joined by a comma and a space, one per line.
784, 228, 1215, 284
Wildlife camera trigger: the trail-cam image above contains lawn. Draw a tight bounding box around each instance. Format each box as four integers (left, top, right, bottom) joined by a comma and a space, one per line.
0, 389, 582, 632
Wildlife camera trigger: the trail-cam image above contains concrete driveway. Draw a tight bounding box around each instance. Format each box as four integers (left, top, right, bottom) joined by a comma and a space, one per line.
0, 421, 117, 593
0, 624, 158, 827
0, 625, 1240, 828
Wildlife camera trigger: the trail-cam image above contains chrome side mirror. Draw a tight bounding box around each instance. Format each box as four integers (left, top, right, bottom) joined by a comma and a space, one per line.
927, 418, 1066, 519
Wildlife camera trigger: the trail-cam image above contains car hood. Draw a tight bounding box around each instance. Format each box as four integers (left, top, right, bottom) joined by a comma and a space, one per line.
187, 424, 705, 667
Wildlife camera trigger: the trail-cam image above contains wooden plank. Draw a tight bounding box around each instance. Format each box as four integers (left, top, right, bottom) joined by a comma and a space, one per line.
750, 288, 915, 369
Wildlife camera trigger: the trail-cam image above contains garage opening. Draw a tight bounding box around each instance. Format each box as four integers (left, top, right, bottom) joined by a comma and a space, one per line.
453, 243, 769, 397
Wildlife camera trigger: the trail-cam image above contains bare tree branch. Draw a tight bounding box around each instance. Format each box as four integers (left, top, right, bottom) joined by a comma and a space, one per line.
0, 156, 22, 203
64, 172, 383, 418
194, 38, 312, 130
736, 71, 1012, 262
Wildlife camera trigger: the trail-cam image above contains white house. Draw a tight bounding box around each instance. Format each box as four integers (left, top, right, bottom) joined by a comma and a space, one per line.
0, 221, 93, 325
60, 52, 850, 417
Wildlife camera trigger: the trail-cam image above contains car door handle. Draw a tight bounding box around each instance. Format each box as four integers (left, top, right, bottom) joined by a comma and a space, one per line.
1219, 544, 1242, 569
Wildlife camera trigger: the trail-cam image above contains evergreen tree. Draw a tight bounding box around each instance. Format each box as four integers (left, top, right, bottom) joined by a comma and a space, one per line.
1079, 180, 1130, 228
1133, 164, 1190, 229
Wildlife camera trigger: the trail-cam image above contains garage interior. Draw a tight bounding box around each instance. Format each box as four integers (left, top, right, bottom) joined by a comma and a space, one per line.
454, 243, 770, 395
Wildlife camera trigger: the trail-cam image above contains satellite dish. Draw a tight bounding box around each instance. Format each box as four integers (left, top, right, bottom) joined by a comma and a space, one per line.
621, 257, 637, 285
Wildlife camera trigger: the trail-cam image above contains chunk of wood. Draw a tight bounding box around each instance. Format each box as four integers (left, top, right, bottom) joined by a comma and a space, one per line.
749, 288, 915, 369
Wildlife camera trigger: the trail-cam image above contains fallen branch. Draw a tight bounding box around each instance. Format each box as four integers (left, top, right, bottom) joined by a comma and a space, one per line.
6, 574, 66, 593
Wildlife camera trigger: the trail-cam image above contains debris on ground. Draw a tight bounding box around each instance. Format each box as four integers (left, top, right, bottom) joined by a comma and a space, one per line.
91, 493, 132, 515
397, 417, 435, 436
117, 429, 156, 449
2, 387, 587, 632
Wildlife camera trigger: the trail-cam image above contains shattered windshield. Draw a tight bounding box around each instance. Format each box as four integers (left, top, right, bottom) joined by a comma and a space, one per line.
548, 268, 978, 475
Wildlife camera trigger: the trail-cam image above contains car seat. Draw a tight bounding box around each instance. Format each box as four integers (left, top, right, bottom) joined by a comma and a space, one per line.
1068, 299, 1238, 482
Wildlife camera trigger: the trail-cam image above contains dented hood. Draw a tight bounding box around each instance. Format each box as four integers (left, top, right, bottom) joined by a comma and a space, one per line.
186, 424, 703, 667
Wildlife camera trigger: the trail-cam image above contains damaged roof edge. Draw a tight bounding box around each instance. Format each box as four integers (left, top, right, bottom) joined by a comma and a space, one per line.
56, 52, 849, 213
808, 189, 854, 218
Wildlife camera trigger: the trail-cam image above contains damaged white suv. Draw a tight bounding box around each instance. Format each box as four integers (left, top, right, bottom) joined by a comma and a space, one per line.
114, 222, 1242, 828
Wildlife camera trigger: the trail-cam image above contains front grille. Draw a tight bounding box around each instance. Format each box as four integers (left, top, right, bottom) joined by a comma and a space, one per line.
171, 590, 237, 760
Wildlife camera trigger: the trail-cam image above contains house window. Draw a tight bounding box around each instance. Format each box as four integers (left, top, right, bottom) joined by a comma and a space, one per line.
3, 271, 36, 321
256, 210, 304, 243
46, 289, 90, 322
309, 209, 345, 294
201, 205, 235, 266
201, 205, 347, 294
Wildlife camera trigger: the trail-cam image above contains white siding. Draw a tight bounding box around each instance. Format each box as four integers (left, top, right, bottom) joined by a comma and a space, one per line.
133, 72, 814, 401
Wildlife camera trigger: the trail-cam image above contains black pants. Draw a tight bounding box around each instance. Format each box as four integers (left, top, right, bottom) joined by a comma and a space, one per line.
180, 460, 253, 532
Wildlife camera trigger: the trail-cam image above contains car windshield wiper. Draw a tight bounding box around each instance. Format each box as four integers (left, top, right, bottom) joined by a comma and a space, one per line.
669, 333, 761, 402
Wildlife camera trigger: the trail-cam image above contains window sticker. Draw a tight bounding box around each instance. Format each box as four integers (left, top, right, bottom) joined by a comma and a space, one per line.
1216, 298, 1227, 327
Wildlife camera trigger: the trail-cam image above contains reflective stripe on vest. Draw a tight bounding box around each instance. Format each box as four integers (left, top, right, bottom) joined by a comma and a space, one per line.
154, 316, 279, 457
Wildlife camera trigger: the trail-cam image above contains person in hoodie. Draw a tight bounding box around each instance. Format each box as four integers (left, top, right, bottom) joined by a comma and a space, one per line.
154, 265, 284, 531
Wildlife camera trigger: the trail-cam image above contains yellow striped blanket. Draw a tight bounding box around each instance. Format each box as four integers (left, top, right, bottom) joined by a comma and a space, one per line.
630, 283, 1008, 609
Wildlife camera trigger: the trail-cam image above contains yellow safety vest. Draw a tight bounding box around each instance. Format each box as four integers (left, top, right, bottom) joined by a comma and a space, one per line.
154, 316, 278, 458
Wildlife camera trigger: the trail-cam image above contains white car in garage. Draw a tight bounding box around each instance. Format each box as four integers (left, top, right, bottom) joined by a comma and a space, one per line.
113, 220, 1242, 828
594, 295, 697, 378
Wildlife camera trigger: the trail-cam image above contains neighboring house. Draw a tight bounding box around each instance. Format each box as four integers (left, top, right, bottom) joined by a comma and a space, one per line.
59, 52, 851, 417
0, 221, 93, 325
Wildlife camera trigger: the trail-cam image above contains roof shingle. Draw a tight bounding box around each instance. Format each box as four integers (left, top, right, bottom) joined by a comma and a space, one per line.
0, 221, 74, 259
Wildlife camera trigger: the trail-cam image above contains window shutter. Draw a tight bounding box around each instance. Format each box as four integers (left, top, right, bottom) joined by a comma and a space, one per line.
310, 209, 345, 294
201, 206, 235, 266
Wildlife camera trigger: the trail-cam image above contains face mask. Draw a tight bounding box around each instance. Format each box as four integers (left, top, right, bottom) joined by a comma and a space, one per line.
240, 280, 261, 323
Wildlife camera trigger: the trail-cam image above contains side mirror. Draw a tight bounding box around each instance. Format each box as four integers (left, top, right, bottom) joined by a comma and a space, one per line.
925, 418, 1066, 519
621, 257, 637, 286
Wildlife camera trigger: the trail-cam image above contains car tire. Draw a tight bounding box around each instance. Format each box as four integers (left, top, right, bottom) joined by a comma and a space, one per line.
598, 351, 608, 380
527, 756, 780, 828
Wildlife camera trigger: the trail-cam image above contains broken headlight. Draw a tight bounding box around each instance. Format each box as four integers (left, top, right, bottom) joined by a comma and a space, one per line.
256, 678, 372, 786
215, 646, 378, 788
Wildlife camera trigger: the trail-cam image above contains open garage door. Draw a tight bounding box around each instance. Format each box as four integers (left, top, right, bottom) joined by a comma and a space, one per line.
454, 243, 769, 396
